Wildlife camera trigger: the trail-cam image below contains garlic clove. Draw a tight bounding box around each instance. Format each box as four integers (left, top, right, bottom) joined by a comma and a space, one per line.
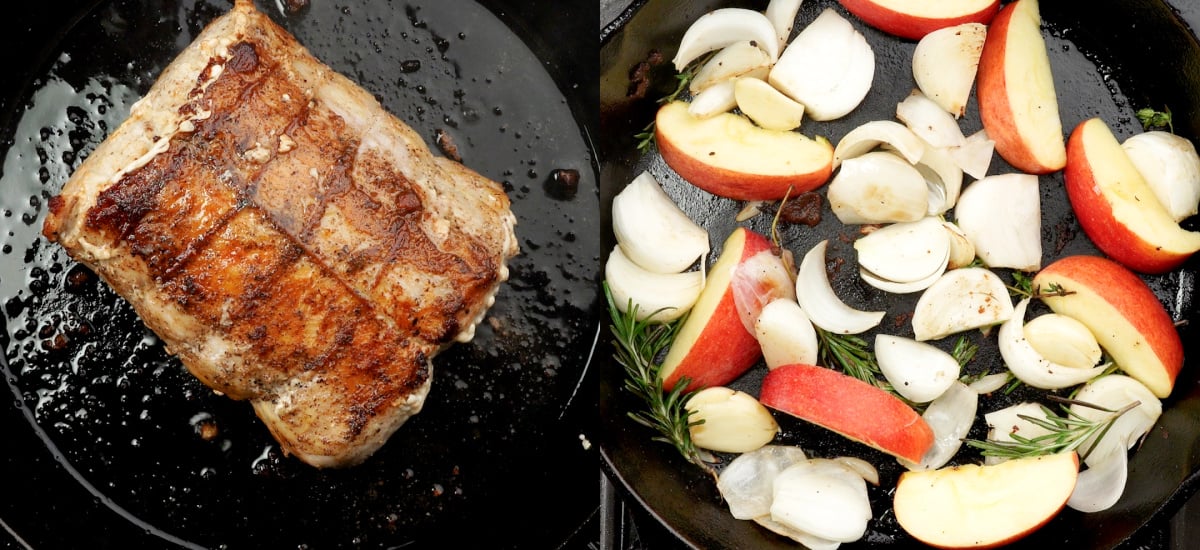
755, 298, 819, 369
942, 220, 977, 270
734, 77, 806, 131
912, 267, 1013, 341
999, 298, 1108, 390
875, 334, 961, 404
687, 79, 738, 119
1024, 313, 1103, 370
690, 40, 773, 93
1122, 130, 1200, 222
685, 386, 780, 453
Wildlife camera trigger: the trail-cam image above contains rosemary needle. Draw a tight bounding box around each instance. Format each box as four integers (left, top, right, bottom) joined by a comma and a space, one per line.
965, 396, 1140, 461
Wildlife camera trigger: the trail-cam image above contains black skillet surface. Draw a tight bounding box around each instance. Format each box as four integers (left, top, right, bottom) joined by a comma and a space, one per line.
599, 0, 1200, 548
0, 0, 600, 548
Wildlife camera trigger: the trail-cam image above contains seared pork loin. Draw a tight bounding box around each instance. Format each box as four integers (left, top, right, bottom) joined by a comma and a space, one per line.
41, 0, 519, 468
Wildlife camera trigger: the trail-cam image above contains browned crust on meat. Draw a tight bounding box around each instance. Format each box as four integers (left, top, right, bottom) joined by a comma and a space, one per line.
41, 0, 517, 467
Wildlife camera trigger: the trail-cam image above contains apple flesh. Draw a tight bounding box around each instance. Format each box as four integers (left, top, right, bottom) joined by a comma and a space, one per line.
1064, 117, 1200, 273
894, 452, 1079, 548
659, 228, 785, 391
976, 0, 1066, 174
760, 363, 934, 463
1032, 255, 1185, 398
654, 100, 834, 200
837, 0, 999, 40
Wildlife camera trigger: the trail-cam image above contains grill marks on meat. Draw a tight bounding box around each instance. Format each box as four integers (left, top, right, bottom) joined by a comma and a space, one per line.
42, 0, 517, 467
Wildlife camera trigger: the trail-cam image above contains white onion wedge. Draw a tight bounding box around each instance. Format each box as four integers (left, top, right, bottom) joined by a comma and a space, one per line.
983, 402, 1055, 465
795, 240, 885, 334
771, 460, 872, 543
999, 298, 1108, 390
831, 456, 880, 487
899, 381, 977, 471
914, 142, 963, 215
1024, 313, 1102, 370
768, 8, 874, 121
858, 262, 945, 294
828, 151, 929, 225
947, 129, 995, 180
612, 171, 710, 274
1070, 375, 1161, 467
734, 77, 806, 131
896, 89, 966, 149
690, 41, 773, 93
687, 79, 738, 119
854, 217, 951, 284
605, 246, 704, 322
1068, 443, 1128, 513
755, 298, 819, 369
753, 517, 842, 550
875, 335, 961, 404
912, 23, 987, 119
673, 8, 781, 71
833, 120, 926, 169
968, 372, 1009, 394
764, 0, 804, 50
942, 221, 976, 270
911, 267, 1013, 341
954, 173, 1042, 271
1122, 130, 1200, 222
717, 444, 809, 520
733, 249, 797, 335
685, 386, 780, 453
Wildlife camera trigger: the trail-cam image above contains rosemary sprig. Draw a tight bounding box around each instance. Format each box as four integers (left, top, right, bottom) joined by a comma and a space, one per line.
635, 120, 656, 153
633, 62, 702, 153
1006, 271, 1074, 300
964, 395, 1140, 461
604, 282, 713, 471
951, 335, 979, 368
815, 328, 893, 393
1136, 106, 1173, 133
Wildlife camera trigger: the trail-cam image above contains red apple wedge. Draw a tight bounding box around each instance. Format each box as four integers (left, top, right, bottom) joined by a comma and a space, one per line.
760, 363, 934, 463
1032, 255, 1185, 398
837, 0, 999, 40
655, 100, 834, 200
894, 452, 1080, 549
976, 0, 1066, 174
1064, 118, 1200, 273
659, 228, 792, 391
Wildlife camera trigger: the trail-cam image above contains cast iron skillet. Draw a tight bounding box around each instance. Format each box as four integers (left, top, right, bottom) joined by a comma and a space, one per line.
599, 0, 1200, 548
0, 1, 599, 548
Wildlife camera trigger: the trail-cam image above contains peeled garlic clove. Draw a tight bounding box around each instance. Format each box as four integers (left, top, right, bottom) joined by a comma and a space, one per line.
764, 0, 804, 50
833, 119, 926, 169
942, 221, 976, 270
690, 41, 773, 93
686, 387, 780, 453
688, 79, 738, 119
875, 334, 961, 404
1024, 313, 1103, 370
755, 298, 819, 369
999, 298, 1108, 390
828, 151, 929, 225
612, 171, 710, 274
1122, 130, 1200, 222
912, 267, 1013, 341
673, 8, 780, 71
947, 129, 995, 180
912, 23, 987, 119
983, 402, 1056, 465
854, 217, 951, 284
954, 173, 1042, 271
735, 77, 806, 131
771, 460, 872, 543
896, 89, 966, 149
1069, 374, 1161, 467
795, 240, 885, 334
1068, 443, 1128, 513
718, 444, 809, 519
899, 381, 977, 471
605, 246, 704, 322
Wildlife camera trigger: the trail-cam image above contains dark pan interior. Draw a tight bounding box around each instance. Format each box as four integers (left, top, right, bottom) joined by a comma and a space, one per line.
599, 0, 1200, 548
0, 0, 600, 548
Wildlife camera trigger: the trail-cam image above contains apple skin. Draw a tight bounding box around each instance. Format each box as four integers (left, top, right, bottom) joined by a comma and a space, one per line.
659, 228, 779, 392
759, 363, 934, 463
654, 100, 833, 201
837, 0, 999, 40
1064, 118, 1200, 274
894, 452, 1079, 549
1032, 255, 1185, 398
975, 0, 1066, 174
